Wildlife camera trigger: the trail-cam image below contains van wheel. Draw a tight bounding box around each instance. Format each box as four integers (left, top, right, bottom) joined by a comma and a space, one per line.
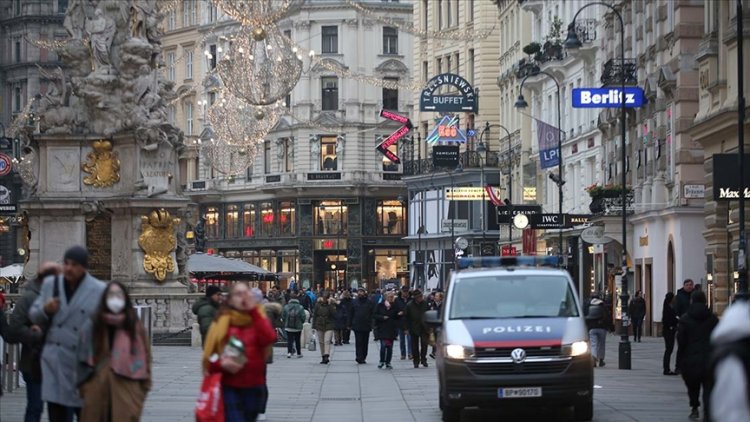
442, 406, 461, 422
574, 400, 593, 421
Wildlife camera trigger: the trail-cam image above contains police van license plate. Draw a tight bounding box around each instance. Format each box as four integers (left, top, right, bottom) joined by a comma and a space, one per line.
498, 387, 542, 398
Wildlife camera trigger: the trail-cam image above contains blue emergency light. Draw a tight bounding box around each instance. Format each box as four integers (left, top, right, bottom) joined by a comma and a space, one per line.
457, 256, 561, 269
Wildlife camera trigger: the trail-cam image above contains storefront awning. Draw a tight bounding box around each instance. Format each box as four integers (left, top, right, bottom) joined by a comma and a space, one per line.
188, 252, 271, 274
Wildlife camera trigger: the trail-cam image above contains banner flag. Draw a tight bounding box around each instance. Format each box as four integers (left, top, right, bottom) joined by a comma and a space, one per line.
537, 119, 560, 169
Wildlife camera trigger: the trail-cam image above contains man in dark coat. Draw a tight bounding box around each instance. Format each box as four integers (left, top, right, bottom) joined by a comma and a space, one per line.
395, 286, 411, 360
6, 262, 61, 422
676, 290, 718, 420
629, 290, 647, 342
349, 288, 375, 364
339, 290, 353, 344
406, 290, 430, 368
192, 285, 222, 345
673, 278, 695, 373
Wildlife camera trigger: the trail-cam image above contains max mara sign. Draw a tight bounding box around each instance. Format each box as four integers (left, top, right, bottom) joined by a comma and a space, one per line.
712, 154, 750, 200
420, 73, 478, 112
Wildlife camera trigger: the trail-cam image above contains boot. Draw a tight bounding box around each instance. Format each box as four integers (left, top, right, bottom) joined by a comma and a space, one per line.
324, 354, 330, 364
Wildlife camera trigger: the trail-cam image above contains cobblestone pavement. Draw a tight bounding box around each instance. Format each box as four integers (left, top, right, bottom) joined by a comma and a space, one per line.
1, 335, 693, 421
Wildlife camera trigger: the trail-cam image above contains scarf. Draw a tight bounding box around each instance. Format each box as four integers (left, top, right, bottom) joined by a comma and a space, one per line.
85, 312, 150, 381
202, 307, 267, 371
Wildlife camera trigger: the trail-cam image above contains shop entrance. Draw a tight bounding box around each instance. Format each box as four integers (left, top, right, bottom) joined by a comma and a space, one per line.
314, 250, 347, 291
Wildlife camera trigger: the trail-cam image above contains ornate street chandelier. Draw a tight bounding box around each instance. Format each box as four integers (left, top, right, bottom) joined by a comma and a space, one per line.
217, 26, 302, 105
211, 0, 306, 27
203, 138, 258, 176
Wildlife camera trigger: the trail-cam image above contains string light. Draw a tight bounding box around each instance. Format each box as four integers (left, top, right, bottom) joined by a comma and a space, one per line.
23, 35, 88, 51
210, 0, 305, 27
207, 91, 283, 149
202, 137, 259, 176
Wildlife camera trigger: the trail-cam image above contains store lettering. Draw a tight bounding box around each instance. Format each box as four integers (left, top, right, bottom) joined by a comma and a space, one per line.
718, 188, 750, 199
482, 326, 552, 334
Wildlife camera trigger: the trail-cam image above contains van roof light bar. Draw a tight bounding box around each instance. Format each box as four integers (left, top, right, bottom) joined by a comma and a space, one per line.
457, 256, 561, 270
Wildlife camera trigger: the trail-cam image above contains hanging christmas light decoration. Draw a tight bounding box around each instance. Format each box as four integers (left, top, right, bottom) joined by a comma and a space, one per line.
217, 26, 302, 105
210, 0, 306, 27
202, 137, 258, 176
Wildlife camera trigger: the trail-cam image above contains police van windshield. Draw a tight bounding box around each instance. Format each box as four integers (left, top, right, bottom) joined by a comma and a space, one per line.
449, 275, 579, 319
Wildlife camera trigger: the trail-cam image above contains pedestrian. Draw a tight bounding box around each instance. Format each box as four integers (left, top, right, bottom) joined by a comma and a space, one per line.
312, 293, 336, 364
374, 291, 401, 369
333, 294, 348, 346
709, 298, 750, 422
30, 245, 106, 422
192, 285, 222, 346
202, 282, 277, 422
585, 292, 612, 367
674, 278, 695, 373
350, 287, 375, 364
429, 292, 443, 359
676, 290, 718, 420
6, 262, 61, 422
78, 281, 151, 421
299, 287, 313, 311
662, 292, 679, 375
406, 289, 430, 368
282, 291, 305, 358
0, 291, 9, 417
339, 290, 353, 344
395, 286, 411, 360
629, 290, 646, 342
267, 285, 286, 306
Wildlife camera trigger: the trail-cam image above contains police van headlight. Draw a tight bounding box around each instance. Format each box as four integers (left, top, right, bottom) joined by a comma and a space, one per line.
563, 341, 589, 357
445, 344, 474, 360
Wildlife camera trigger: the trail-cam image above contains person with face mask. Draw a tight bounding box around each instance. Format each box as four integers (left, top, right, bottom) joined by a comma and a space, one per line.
77, 281, 151, 421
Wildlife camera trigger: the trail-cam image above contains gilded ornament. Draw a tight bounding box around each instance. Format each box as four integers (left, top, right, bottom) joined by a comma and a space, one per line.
82, 140, 120, 187
138, 209, 180, 282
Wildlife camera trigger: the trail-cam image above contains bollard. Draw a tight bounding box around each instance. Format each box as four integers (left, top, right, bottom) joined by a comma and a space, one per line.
134, 305, 153, 346
191, 322, 202, 348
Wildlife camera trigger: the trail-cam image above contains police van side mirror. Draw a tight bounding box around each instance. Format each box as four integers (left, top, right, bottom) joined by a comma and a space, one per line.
425, 310, 442, 326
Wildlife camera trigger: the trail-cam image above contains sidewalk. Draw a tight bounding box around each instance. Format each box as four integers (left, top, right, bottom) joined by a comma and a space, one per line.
1, 334, 692, 421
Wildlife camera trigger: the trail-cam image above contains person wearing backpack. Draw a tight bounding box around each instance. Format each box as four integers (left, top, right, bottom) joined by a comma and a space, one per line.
709, 298, 750, 422
282, 291, 305, 358
585, 292, 611, 367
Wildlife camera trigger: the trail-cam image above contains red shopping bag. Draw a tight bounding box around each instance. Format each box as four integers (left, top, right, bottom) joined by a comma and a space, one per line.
195, 373, 224, 422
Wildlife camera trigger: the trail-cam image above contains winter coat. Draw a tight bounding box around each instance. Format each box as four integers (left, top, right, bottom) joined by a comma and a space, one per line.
585, 298, 612, 331
267, 290, 286, 306
662, 300, 678, 337
676, 302, 718, 377
0, 307, 7, 396
629, 296, 646, 320
192, 297, 219, 338
334, 302, 349, 330
313, 302, 336, 332
673, 288, 691, 319
299, 292, 313, 311
29, 273, 106, 407
395, 296, 410, 330
373, 302, 400, 341
406, 299, 430, 336
339, 297, 354, 321
5, 279, 44, 381
349, 297, 375, 332
282, 299, 305, 332
264, 302, 283, 329
709, 301, 750, 422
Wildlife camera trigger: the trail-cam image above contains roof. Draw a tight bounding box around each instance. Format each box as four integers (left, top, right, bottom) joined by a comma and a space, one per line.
188, 253, 271, 274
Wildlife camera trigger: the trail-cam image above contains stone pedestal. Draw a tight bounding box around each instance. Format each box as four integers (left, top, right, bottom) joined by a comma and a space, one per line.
21, 133, 189, 294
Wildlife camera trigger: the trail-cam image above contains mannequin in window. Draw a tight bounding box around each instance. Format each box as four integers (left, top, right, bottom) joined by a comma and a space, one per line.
386, 211, 398, 234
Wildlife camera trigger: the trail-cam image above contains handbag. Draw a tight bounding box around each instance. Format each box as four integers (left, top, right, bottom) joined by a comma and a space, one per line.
195, 373, 224, 422
308, 333, 317, 352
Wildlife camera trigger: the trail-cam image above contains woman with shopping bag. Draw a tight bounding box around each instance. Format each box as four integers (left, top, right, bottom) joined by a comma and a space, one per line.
199, 282, 277, 422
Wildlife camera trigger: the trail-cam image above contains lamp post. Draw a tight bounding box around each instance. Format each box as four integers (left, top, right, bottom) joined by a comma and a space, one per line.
565, 2, 631, 369
480, 122, 514, 248
475, 142, 487, 248
515, 71, 564, 264
737, 0, 748, 300
449, 163, 464, 273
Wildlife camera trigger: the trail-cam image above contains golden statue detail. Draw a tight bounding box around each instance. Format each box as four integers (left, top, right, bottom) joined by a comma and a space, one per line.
138, 209, 180, 282
82, 139, 120, 187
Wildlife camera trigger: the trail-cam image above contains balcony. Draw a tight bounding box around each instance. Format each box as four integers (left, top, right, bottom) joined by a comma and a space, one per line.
404, 151, 499, 177
589, 193, 635, 216
600, 59, 638, 86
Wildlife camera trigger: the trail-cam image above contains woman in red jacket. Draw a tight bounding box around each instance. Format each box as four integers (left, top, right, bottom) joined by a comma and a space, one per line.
202, 282, 277, 422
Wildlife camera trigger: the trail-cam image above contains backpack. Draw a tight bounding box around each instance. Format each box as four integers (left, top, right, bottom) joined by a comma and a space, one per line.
585, 300, 605, 321
286, 305, 301, 329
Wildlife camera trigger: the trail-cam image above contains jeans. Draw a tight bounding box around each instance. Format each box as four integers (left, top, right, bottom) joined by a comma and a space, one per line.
589, 328, 607, 361
410, 332, 429, 366
632, 317, 644, 341
354, 331, 370, 362
334, 330, 343, 345
398, 328, 411, 357
342, 329, 351, 344
379, 340, 394, 364
47, 402, 80, 422
663, 327, 676, 372
23, 373, 43, 422
286, 331, 302, 355
223, 385, 263, 422
317, 330, 333, 357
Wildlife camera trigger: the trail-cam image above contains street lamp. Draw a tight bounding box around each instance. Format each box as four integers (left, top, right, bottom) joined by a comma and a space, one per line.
475, 141, 487, 245
449, 163, 463, 276
480, 122, 514, 248
515, 70, 563, 265
566, 2, 631, 369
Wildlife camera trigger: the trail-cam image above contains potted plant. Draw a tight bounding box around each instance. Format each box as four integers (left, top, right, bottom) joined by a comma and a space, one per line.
544, 16, 565, 60
522, 42, 541, 57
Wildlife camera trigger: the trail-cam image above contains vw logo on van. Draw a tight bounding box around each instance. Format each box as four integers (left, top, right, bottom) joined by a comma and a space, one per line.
510, 348, 527, 364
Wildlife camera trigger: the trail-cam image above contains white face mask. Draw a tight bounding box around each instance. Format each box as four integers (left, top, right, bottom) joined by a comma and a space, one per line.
107, 297, 126, 314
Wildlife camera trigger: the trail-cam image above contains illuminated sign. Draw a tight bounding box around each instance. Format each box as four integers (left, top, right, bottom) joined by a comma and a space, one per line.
445, 187, 501, 201
572, 87, 646, 108
420, 73, 478, 112
426, 115, 467, 144
523, 187, 537, 201
376, 109, 413, 164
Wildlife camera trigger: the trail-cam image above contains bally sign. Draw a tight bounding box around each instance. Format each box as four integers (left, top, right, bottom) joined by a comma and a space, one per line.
572, 87, 646, 108
420, 73, 478, 112
376, 109, 413, 164
712, 154, 750, 200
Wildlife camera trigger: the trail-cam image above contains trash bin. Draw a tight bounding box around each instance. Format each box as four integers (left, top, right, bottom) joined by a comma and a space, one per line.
134, 305, 153, 346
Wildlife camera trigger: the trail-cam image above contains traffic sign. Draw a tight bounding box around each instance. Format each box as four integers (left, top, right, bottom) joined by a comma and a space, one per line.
376, 109, 412, 164
0, 153, 12, 177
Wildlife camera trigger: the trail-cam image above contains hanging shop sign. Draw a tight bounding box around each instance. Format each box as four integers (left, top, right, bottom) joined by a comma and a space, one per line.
376, 109, 413, 164
523, 187, 537, 201
571, 87, 646, 108
446, 187, 501, 201
712, 154, 750, 200
426, 115, 467, 144
420, 73, 478, 112
0, 153, 12, 177
432, 145, 460, 167
441, 219, 469, 232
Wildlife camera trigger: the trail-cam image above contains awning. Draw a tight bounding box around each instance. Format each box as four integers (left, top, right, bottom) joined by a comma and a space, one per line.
188, 253, 271, 274
0, 263, 25, 283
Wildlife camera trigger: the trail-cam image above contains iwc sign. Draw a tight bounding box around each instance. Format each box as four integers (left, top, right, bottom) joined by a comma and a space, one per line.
420, 73, 478, 113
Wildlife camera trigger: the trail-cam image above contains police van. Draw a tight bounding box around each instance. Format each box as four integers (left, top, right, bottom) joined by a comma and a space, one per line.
425, 256, 593, 421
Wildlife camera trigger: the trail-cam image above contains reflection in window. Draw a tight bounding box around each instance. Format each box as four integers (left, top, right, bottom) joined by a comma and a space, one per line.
280, 250, 298, 280
279, 201, 296, 235
320, 136, 338, 170
225, 205, 240, 238
314, 201, 347, 235
260, 202, 274, 237
205, 207, 219, 239
377, 200, 406, 235
243, 204, 256, 237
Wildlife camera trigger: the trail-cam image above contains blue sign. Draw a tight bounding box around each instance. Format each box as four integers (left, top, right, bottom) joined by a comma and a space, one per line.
467, 129, 476, 137
572, 87, 646, 108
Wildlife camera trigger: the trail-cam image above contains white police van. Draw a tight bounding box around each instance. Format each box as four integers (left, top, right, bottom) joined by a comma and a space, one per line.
426, 256, 593, 421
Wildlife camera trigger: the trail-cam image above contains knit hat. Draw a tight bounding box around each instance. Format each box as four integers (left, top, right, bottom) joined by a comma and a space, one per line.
206, 285, 222, 298
63, 245, 89, 268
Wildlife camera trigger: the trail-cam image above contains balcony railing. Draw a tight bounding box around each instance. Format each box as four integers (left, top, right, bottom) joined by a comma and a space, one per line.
601, 58, 638, 86
575, 18, 598, 44
404, 150, 499, 176
589, 192, 635, 216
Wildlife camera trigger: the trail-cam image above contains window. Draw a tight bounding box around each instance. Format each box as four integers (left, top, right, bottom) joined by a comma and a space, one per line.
422, 61, 428, 83
468, 0, 474, 22
383, 27, 398, 55
377, 200, 406, 234
207, 2, 217, 23
185, 50, 193, 79
283, 138, 294, 172
320, 136, 338, 171
185, 102, 193, 136
14, 0, 21, 15
14, 87, 22, 112
167, 52, 176, 80
225, 205, 240, 238
454, 53, 459, 74
381, 139, 398, 171
279, 201, 296, 235
208, 91, 217, 105
243, 204, 256, 237
438, 0, 443, 29
315, 201, 348, 235
468, 49, 475, 84
283, 29, 292, 39
382, 78, 399, 111
15, 41, 21, 63
263, 140, 271, 174
447, 0, 452, 27
436, 57, 442, 74
446, 55, 452, 74
208, 45, 217, 70
285, 93, 291, 108
58, 0, 68, 13
260, 202, 274, 237
167, 105, 176, 123
321, 26, 338, 54
182, 0, 190, 26
204, 207, 219, 239
168, 10, 176, 30
321, 77, 338, 111
422, 0, 428, 29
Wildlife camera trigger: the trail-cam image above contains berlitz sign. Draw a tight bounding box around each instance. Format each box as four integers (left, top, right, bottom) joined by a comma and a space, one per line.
420, 73, 478, 112
712, 154, 750, 201
572, 88, 645, 108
